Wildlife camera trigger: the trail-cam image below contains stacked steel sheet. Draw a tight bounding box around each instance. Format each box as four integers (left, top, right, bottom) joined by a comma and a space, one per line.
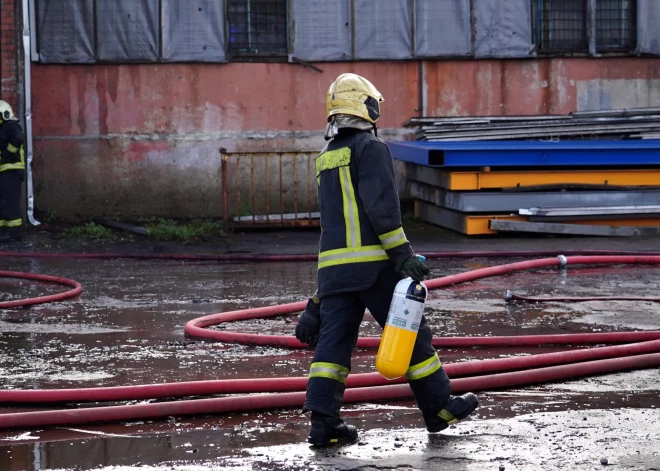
404, 108, 660, 142
390, 112, 660, 236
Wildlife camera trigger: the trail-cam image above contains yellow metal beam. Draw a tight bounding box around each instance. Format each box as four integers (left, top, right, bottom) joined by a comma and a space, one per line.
464, 215, 526, 235
410, 167, 660, 191
415, 201, 524, 235
415, 200, 660, 236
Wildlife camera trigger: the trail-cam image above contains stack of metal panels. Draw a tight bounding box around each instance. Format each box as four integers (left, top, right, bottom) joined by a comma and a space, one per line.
389, 137, 660, 236
404, 108, 660, 142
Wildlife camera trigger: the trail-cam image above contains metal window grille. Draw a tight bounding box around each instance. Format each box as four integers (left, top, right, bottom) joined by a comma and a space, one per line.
227, 0, 288, 57
595, 0, 637, 52
538, 0, 589, 53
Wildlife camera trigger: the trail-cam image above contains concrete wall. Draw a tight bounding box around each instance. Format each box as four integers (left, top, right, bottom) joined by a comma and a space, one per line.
31, 57, 660, 220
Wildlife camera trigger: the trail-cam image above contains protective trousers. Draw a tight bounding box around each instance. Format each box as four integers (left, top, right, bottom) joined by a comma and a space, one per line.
303, 266, 451, 417
0, 170, 24, 238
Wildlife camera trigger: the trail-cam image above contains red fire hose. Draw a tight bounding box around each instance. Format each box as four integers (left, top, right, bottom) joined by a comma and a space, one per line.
1, 253, 660, 430
0, 249, 655, 262
0, 270, 81, 309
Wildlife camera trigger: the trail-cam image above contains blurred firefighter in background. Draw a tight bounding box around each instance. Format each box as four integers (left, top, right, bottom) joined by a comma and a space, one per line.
0, 100, 25, 242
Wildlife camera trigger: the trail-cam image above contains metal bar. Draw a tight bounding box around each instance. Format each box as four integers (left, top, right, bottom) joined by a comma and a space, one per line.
221, 150, 228, 225
250, 154, 255, 225
93, 218, 149, 236
404, 111, 660, 126
409, 181, 660, 213
520, 205, 660, 217
421, 122, 660, 140
265, 155, 269, 225
535, 217, 660, 227
22, 0, 39, 226
419, 117, 660, 134
236, 156, 241, 224
388, 140, 660, 168
415, 201, 523, 235
404, 164, 660, 191
570, 108, 660, 118
293, 154, 298, 224
489, 219, 660, 237
307, 153, 312, 220
233, 211, 320, 223
403, 115, 569, 127
279, 154, 284, 227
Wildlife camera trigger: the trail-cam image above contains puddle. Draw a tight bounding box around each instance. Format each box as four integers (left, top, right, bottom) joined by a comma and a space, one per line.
0, 256, 659, 470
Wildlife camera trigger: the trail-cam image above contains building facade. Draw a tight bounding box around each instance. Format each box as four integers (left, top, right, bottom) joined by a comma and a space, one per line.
1, 0, 659, 220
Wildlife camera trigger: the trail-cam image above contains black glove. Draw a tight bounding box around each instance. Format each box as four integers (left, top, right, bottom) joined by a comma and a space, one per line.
295, 294, 321, 346
395, 255, 429, 281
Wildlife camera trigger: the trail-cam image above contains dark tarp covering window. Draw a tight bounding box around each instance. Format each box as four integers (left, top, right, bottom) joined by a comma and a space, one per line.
354, 0, 411, 60
638, 0, 660, 54
97, 0, 160, 61
414, 0, 471, 57
474, 0, 533, 58
33, 0, 660, 63
36, 0, 95, 63
291, 0, 351, 61
161, 0, 226, 62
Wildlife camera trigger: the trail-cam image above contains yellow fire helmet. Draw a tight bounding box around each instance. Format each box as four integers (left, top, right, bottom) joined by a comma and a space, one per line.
326, 73, 384, 124
0, 100, 14, 122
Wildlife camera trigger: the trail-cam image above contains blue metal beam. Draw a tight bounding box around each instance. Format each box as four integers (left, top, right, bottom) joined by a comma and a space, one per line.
387, 140, 660, 168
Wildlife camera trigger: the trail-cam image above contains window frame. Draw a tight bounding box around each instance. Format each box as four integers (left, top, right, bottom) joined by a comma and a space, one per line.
594, 0, 638, 53
533, 0, 639, 57
225, 0, 290, 62
534, 0, 590, 55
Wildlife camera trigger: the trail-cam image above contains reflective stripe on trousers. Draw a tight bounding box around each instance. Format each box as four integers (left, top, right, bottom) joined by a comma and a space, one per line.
406, 353, 442, 381
0, 218, 22, 228
308, 362, 350, 383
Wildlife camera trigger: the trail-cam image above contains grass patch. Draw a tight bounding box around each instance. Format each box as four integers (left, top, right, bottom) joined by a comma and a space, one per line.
64, 222, 117, 240
145, 219, 225, 242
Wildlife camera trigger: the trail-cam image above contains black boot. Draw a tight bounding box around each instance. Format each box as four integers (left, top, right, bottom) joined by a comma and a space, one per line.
308, 412, 358, 447
9, 228, 23, 241
423, 392, 479, 433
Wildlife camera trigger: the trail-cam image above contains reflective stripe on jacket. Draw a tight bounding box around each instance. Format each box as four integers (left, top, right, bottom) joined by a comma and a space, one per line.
0, 120, 25, 172
315, 128, 413, 298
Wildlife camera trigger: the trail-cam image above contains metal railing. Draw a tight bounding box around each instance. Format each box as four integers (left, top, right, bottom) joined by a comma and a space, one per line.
221, 149, 319, 228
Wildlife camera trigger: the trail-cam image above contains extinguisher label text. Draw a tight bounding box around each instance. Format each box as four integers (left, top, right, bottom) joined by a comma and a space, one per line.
387, 294, 425, 333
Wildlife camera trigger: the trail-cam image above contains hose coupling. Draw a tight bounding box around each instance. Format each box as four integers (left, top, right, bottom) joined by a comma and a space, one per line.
557, 255, 568, 268
505, 290, 513, 302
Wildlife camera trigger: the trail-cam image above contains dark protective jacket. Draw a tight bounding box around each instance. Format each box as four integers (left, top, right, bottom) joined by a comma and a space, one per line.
0, 119, 25, 173
315, 128, 414, 298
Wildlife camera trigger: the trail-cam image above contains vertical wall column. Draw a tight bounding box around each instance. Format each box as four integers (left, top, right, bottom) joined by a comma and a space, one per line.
1, 0, 19, 109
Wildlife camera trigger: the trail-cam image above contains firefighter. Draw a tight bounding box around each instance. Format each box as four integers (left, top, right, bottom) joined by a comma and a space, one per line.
0, 100, 25, 242
296, 73, 478, 447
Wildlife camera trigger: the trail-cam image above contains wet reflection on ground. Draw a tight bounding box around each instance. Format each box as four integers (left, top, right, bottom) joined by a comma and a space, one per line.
1, 256, 659, 470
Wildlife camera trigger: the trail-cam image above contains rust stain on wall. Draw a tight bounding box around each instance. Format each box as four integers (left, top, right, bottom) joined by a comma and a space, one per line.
30, 57, 660, 219
423, 57, 660, 116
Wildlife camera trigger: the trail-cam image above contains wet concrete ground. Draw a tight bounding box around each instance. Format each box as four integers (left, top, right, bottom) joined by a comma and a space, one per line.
1, 233, 660, 470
